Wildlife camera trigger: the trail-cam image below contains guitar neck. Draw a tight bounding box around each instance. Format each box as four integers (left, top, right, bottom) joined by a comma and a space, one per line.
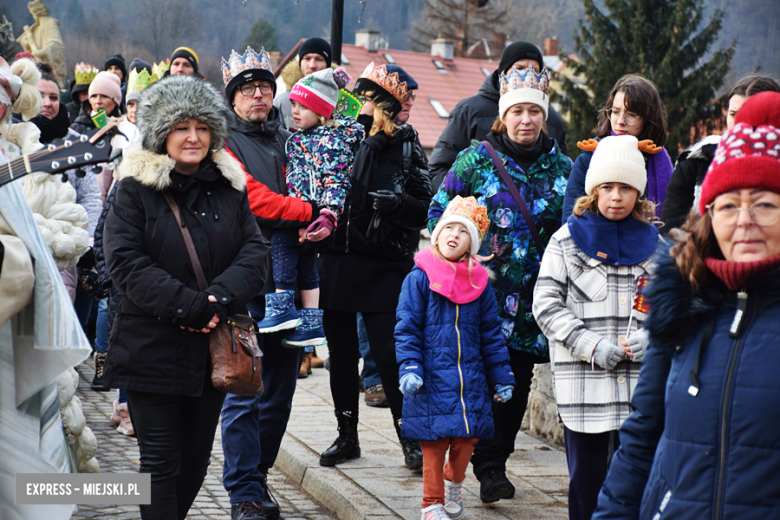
0, 155, 36, 189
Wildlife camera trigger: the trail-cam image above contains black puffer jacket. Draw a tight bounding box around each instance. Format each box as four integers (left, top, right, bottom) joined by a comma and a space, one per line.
103, 145, 269, 396
659, 135, 720, 234
428, 70, 568, 190
319, 122, 432, 313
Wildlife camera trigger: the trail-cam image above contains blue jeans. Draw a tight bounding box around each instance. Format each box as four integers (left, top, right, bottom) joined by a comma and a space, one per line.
357, 313, 381, 387
221, 296, 304, 502
271, 228, 319, 291
95, 298, 109, 354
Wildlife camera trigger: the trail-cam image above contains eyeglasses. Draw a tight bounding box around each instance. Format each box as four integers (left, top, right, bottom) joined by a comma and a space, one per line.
707, 202, 780, 226
357, 95, 370, 103
606, 108, 640, 126
405, 92, 416, 102
238, 83, 274, 97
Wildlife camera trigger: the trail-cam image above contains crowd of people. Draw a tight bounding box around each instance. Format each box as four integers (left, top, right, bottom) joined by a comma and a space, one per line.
1, 32, 780, 520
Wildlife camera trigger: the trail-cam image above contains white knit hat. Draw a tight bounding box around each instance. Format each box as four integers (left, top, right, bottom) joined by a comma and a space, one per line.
430, 196, 490, 256
498, 67, 550, 121
584, 135, 647, 195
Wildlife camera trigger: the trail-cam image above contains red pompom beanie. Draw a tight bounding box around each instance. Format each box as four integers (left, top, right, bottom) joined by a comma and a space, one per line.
699, 91, 780, 214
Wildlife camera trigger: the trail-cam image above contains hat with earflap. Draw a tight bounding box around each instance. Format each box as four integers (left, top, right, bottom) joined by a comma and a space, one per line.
431, 196, 491, 256
699, 91, 780, 215
580, 135, 663, 196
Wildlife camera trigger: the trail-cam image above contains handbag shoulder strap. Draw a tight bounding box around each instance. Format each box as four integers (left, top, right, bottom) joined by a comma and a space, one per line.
163, 192, 208, 291
481, 140, 546, 256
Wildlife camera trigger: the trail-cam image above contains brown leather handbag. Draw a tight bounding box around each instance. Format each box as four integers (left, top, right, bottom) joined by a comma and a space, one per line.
164, 193, 263, 396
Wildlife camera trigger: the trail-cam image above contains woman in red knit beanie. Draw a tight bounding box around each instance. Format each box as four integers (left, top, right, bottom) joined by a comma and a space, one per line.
593, 91, 780, 520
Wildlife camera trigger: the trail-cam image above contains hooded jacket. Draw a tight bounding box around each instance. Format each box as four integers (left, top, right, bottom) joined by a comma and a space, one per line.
593, 244, 780, 520
659, 134, 720, 233
395, 248, 514, 441
428, 70, 568, 190
103, 144, 268, 396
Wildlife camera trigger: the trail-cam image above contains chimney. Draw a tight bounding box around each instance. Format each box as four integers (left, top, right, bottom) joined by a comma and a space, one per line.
355, 29, 381, 52
431, 38, 454, 61
544, 37, 559, 56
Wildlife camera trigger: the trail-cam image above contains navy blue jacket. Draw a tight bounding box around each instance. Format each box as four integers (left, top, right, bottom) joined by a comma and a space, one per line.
395, 265, 514, 441
593, 243, 780, 520
562, 149, 592, 219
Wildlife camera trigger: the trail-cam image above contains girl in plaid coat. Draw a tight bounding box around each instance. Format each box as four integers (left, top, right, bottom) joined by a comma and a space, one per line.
532, 135, 661, 520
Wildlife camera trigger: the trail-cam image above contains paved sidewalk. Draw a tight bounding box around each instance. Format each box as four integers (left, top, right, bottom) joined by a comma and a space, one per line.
72, 358, 336, 520
277, 347, 569, 520
71, 347, 568, 519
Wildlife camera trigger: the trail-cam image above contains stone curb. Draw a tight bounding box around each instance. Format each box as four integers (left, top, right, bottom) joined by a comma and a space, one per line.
275, 432, 401, 520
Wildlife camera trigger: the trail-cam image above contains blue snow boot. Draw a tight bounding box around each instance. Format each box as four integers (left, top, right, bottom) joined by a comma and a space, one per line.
282, 308, 327, 348
256, 290, 300, 333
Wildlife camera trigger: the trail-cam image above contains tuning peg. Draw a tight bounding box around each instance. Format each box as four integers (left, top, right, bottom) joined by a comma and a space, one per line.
76, 169, 86, 178
61, 173, 69, 182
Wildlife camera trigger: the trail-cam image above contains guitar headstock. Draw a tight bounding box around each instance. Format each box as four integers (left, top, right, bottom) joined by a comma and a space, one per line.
39, 122, 118, 175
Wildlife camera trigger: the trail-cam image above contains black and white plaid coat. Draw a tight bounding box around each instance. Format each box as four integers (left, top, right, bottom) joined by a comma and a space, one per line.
532, 223, 655, 433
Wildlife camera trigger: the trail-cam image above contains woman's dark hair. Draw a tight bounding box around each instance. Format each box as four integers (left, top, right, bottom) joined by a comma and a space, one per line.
728, 74, 780, 102
36, 62, 54, 75
594, 74, 668, 146
39, 72, 58, 85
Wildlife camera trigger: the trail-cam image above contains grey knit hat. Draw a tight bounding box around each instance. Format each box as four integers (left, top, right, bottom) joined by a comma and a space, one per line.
136, 74, 230, 155
288, 67, 351, 119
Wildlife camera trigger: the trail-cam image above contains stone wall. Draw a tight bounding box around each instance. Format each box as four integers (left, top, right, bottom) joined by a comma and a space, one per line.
521, 363, 564, 445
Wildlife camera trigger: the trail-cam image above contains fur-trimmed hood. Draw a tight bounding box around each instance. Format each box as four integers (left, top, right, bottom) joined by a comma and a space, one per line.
117, 141, 246, 192
136, 74, 230, 155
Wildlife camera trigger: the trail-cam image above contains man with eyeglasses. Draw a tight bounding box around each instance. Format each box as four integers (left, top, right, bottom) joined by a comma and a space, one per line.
220, 46, 321, 520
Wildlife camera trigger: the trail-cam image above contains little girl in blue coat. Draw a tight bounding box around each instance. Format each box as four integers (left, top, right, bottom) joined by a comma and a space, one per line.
395, 195, 515, 520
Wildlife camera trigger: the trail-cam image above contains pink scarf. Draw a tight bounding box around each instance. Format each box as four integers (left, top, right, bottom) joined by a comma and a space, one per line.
414, 248, 489, 304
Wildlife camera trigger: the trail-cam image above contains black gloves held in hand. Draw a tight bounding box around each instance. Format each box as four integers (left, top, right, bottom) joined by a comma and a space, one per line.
369, 190, 403, 214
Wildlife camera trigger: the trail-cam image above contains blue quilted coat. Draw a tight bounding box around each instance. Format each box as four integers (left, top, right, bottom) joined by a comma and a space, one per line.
593, 243, 780, 520
395, 251, 515, 442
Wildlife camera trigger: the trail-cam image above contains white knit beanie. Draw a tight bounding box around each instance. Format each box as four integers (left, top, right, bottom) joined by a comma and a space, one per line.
584, 135, 647, 195
498, 67, 550, 121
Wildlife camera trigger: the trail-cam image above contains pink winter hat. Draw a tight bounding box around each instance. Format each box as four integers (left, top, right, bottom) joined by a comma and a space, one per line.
289, 67, 351, 119
88, 71, 122, 106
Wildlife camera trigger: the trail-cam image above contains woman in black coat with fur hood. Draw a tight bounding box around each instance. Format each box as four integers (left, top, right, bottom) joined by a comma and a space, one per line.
103, 74, 268, 520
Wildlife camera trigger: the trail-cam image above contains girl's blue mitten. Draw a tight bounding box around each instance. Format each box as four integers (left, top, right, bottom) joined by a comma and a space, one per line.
494, 384, 514, 402
399, 373, 423, 395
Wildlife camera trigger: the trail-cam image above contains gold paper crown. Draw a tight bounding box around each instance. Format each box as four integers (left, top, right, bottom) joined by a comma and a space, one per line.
441, 196, 490, 239
221, 46, 273, 87
152, 60, 170, 78
74, 62, 98, 85
499, 67, 550, 98
359, 62, 411, 104
128, 68, 158, 96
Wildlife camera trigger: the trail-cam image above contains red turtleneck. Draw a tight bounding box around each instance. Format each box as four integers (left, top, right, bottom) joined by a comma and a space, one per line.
705, 252, 780, 291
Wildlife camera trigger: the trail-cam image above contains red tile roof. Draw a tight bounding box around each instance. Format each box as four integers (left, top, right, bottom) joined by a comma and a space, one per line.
340, 43, 499, 149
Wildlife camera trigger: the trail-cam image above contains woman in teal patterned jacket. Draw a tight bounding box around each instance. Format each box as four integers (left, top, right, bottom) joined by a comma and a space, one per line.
426, 66, 571, 503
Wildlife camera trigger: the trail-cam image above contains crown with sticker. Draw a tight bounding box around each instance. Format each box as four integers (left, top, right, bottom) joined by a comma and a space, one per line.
359, 61, 411, 104
74, 62, 98, 85
152, 60, 170, 79
441, 195, 490, 239
128, 68, 158, 96
499, 67, 549, 98
221, 46, 273, 87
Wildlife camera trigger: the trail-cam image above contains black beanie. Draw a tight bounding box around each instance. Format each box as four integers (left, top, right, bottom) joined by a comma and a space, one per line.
498, 41, 543, 74
104, 54, 127, 81
298, 37, 332, 68
170, 47, 199, 74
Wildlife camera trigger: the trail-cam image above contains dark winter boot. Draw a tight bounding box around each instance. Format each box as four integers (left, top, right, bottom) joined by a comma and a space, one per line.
319, 410, 360, 466
282, 308, 327, 347
396, 419, 423, 471
256, 290, 299, 333
478, 467, 515, 503
91, 352, 110, 391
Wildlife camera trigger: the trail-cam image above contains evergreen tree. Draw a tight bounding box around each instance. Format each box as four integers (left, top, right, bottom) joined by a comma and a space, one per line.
558, 0, 735, 158
244, 18, 279, 53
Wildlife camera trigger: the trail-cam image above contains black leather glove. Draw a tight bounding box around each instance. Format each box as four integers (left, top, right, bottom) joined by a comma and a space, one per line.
369, 190, 403, 214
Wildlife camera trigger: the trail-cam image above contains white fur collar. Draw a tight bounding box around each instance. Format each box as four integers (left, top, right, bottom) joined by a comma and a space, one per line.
117, 142, 246, 192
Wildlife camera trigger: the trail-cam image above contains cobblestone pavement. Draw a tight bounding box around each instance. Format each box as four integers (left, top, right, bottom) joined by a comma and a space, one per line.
71, 357, 337, 520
